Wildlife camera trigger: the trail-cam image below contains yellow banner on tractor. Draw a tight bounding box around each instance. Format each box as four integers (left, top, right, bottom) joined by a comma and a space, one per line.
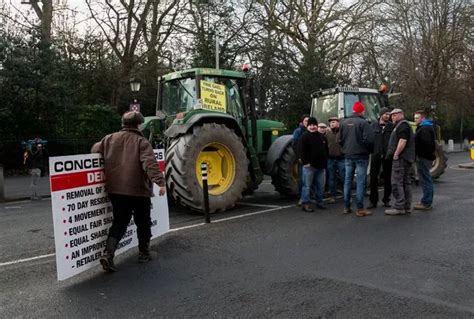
201, 80, 226, 113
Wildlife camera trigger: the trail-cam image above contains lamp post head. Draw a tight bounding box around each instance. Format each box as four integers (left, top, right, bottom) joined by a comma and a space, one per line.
129, 78, 142, 92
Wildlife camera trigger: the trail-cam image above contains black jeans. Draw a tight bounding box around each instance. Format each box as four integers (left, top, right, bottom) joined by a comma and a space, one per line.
108, 194, 152, 251
369, 155, 392, 205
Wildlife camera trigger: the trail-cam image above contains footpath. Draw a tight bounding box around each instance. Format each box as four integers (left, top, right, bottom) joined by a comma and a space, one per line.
0, 175, 51, 202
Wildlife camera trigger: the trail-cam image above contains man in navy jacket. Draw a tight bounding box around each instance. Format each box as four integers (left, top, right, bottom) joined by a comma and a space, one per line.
414, 111, 436, 210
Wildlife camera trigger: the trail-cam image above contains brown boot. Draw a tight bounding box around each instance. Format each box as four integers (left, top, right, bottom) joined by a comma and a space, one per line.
100, 237, 119, 272
355, 209, 372, 217
138, 241, 152, 263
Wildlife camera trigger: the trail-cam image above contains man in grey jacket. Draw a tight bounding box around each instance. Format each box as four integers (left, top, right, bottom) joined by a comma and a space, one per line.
92, 111, 166, 272
339, 101, 374, 217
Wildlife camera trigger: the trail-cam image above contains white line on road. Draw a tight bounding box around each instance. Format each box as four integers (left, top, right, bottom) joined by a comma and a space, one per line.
237, 202, 281, 208
0, 204, 294, 268
0, 253, 55, 267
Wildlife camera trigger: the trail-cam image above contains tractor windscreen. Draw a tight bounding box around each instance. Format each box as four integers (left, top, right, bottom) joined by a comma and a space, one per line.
311, 94, 338, 125
161, 78, 197, 115
344, 93, 382, 122
160, 76, 245, 118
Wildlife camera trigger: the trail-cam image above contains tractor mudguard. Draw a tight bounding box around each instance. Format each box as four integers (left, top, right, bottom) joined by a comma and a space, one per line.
264, 134, 293, 175
164, 113, 244, 139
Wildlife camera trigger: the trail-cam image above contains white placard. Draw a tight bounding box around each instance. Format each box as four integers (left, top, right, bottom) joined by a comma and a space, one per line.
49, 151, 169, 281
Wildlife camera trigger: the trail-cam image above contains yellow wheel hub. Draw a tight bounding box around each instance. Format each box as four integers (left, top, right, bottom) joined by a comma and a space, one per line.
195, 143, 236, 195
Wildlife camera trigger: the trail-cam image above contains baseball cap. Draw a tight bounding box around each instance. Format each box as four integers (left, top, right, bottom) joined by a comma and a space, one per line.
318, 123, 327, 128
390, 108, 403, 115
328, 117, 340, 122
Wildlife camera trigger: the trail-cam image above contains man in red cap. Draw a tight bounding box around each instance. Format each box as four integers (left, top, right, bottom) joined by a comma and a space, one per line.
338, 101, 374, 217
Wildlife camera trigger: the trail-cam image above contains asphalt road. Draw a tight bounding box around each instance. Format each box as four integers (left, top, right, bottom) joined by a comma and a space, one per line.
1, 152, 473, 318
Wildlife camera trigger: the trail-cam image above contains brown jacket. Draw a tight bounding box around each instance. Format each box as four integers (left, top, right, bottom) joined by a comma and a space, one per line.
326, 128, 344, 159
91, 128, 165, 197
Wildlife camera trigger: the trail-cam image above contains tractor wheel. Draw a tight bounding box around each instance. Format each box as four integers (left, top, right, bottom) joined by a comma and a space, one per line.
271, 143, 299, 196
165, 123, 248, 213
430, 143, 447, 179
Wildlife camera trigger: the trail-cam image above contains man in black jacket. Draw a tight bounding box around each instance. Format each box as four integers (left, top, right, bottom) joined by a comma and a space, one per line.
413, 111, 436, 210
299, 117, 329, 212
368, 107, 394, 208
339, 101, 374, 217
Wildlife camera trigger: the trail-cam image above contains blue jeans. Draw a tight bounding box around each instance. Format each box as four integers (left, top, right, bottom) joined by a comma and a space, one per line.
344, 158, 369, 209
417, 158, 434, 205
327, 159, 345, 197
301, 166, 325, 205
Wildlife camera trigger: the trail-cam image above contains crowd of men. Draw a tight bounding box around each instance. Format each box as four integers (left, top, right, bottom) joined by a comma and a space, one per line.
293, 102, 436, 217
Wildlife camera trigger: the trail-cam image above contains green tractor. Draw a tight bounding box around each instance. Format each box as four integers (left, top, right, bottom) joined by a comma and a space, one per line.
310, 86, 447, 178
142, 68, 298, 213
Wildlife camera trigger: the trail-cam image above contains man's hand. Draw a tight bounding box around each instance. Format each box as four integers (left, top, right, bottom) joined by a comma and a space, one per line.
393, 154, 399, 160
158, 186, 166, 196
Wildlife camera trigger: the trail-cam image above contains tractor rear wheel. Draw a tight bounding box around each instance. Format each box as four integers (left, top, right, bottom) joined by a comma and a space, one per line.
430, 143, 447, 179
271, 143, 299, 196
165, 123, 248, 213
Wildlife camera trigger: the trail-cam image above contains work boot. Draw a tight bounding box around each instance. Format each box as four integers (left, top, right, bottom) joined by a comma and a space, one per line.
302, 204, 314, 212
100, 237, 118, 272
414, 203, 432, 211
384, 208, 406, 216
316, 203, 327, 210
355, 209, 372, 217
367, 202, 377, 209
138, 241, 152, 263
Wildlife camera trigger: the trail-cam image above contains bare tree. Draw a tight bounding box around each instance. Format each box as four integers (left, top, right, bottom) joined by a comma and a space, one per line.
86, 0, 180, 110
385, 0, 472, 104
29, 0, 53, 46
256, 0, 382, 75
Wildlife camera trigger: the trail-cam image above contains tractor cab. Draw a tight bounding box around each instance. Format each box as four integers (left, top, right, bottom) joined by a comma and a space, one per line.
159, 68, 247, 122
310, 87, 386, 123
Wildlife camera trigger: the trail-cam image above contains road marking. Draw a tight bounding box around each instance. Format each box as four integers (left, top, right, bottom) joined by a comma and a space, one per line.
237, 202, 281, 208
0, 204, 294, 267
448, 164, 474, 170
212, 205, 294, 224
4, 206, 22, 209
0, 253, 55, 267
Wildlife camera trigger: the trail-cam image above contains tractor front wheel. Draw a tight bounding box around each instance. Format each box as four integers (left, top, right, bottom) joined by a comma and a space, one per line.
165, 123, 248, 213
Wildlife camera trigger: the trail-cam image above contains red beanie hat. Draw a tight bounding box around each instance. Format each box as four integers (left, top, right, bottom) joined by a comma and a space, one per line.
353, 101, 365, 113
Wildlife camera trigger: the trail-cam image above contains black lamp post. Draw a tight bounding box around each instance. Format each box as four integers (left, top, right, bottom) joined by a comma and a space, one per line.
129, 77, 142, 112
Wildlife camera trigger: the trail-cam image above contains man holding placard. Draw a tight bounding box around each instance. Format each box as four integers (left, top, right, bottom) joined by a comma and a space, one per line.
92, 111, 166, 272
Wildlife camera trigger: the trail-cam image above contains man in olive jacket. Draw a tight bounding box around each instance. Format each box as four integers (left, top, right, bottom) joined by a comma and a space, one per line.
92, 111, 166, 272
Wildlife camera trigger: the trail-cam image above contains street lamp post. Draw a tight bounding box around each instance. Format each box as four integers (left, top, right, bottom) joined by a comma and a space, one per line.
129, 77, 142, 112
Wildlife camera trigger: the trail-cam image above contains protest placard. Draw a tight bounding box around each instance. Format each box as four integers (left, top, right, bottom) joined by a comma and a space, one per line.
49, 151, 168, 281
